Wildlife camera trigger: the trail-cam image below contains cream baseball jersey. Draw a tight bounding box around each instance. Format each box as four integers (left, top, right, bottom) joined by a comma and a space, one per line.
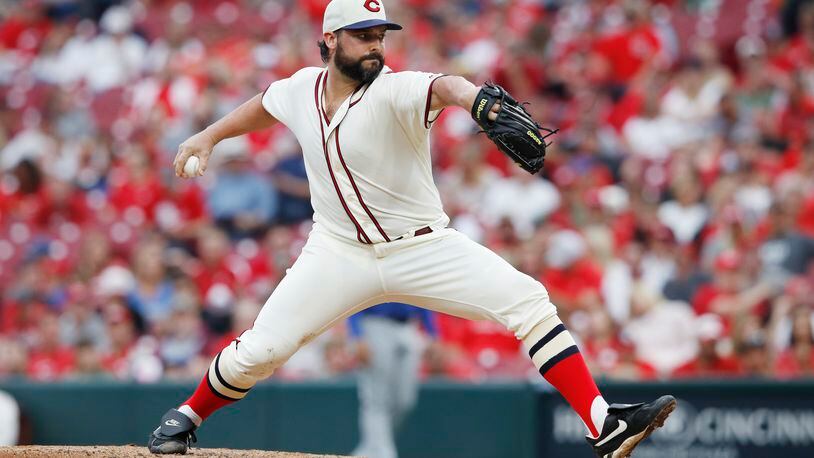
261, 66, 450, 244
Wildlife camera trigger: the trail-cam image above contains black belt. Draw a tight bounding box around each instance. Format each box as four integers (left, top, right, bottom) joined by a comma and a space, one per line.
394, 226, 432, 241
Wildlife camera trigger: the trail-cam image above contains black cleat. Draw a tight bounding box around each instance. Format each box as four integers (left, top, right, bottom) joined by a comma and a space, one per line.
586, 395, 676, 458
148, 408, 198, 455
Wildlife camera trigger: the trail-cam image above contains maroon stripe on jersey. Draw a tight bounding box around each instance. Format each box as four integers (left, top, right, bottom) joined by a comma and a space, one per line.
334, 128, 391, 242
314, 72, 371, 244
349, 83, 369, 108
424, 75, 449, 129
319, 72, 331, 124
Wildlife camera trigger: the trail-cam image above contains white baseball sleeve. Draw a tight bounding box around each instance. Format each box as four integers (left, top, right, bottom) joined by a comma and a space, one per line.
386, 71, 448, 130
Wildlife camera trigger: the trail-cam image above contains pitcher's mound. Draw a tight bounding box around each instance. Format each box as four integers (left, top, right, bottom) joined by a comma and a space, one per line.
0, 446, 353, 457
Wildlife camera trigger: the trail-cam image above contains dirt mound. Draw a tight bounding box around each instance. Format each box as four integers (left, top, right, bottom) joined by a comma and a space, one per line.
0, 446, 353, 457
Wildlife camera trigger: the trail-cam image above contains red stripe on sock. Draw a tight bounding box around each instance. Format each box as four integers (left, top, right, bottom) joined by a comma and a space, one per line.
541, 352, 602, 437
182, 372, 237, 421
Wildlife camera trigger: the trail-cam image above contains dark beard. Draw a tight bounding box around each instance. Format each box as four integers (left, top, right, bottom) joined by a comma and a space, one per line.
334, 42, 384, 85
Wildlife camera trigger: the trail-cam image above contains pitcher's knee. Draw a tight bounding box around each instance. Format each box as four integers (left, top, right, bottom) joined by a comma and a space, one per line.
208, 331, 299, 398
506, 291, 558, 340
233, 331, 299, 379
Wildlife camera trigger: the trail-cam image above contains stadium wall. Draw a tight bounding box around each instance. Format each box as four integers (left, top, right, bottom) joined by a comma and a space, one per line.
0, 380, 812, 458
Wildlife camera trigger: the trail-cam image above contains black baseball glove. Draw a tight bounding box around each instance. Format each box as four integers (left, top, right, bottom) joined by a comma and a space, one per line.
471, 83, 557, 175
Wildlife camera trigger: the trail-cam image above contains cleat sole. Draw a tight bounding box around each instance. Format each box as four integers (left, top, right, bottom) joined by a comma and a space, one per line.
613, 396, 677, 458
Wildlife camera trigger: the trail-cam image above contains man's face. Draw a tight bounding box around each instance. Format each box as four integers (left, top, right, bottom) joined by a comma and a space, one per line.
333, 26, 386, 84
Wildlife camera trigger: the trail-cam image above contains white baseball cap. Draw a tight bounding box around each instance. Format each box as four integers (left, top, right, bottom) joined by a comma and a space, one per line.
322, 0, 403, 34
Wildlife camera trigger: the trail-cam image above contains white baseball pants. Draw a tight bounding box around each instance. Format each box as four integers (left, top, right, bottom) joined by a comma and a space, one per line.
209, 227, 557, 398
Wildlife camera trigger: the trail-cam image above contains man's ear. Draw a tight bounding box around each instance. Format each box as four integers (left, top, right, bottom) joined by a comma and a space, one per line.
324, 31, 339, 50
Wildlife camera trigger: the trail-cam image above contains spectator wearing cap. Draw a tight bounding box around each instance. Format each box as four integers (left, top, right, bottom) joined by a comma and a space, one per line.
672, 314, 742, 378
207, 138, 278, 240
86, 5, 147, 92
93, 263, 136, 300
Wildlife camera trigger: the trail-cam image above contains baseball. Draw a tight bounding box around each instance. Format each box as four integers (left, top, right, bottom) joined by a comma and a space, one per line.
183, 156, 200, 176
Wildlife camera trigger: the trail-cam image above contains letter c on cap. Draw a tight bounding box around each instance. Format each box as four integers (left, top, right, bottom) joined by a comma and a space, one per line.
364, 0, 381, 12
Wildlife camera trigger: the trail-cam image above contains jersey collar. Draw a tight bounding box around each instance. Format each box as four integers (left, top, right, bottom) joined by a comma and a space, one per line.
318, 65, 391, 135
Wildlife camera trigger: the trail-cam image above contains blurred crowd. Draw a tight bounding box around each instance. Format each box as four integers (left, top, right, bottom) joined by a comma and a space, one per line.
1, 0, 813, 384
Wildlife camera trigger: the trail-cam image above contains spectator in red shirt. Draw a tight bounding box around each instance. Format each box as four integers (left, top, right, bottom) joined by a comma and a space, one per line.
26, 312, 75, 381
591, 0, 666, 85
108, 146, 166, 224
541, 230, 603, 312
435, 313, 529, 378
582, 307, 656, 380
692, 251, 772, 335
0, 0, 51, 54
101, 300, 138, 380
672, 314, 742, 378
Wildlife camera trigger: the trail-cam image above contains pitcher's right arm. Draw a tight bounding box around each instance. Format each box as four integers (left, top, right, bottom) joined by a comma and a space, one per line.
174, 92, 278, 178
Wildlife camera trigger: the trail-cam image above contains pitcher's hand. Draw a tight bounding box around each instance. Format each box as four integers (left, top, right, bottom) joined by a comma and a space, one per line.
174, 130, 216, 178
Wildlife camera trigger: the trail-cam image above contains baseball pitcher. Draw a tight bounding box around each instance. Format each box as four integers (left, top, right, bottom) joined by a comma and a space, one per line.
148, 1, 675, 457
